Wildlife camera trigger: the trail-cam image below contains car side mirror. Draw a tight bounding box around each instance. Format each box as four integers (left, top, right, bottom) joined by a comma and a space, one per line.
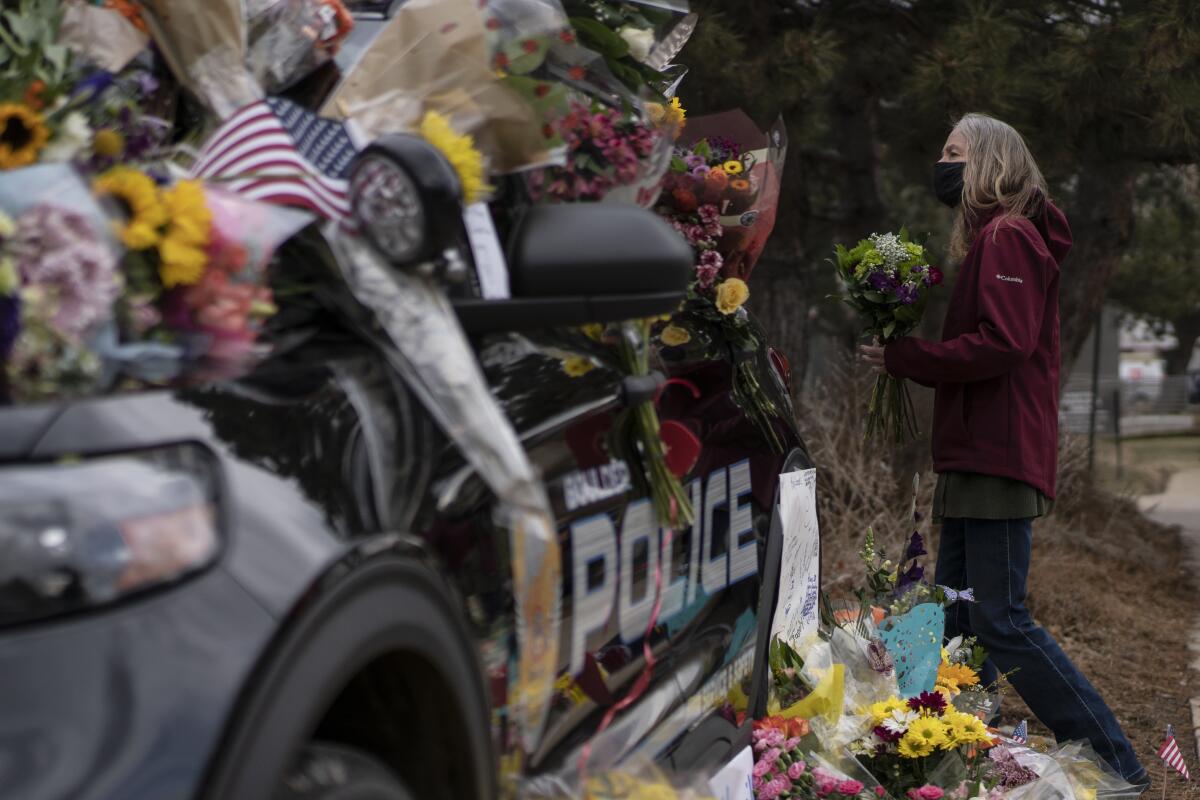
452, 204, 693, 334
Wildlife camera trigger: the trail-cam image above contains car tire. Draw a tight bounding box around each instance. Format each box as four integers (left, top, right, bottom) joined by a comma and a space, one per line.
277, 742, 414, 800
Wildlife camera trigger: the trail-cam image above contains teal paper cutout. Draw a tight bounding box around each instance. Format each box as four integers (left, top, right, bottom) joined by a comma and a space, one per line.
878, 602, 945, 698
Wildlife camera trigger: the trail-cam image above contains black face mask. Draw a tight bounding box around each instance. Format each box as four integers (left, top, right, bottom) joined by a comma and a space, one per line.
933, 161, 965, 207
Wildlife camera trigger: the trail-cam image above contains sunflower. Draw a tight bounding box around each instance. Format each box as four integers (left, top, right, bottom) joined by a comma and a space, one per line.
93, 167, 168, 250
0, 103, 50, 170
158, 180, 212, 288
721, 159, 743, 176
419, 110, 488, 205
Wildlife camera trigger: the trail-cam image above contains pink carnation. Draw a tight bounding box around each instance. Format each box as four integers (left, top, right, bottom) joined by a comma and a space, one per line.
906, 786, 945, 800
788, 761, 806, 780
837, 779, 865, 795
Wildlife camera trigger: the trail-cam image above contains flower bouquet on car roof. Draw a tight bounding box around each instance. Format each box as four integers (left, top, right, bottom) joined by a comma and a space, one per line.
653, 108, 788, 453
832, 230, 943, 443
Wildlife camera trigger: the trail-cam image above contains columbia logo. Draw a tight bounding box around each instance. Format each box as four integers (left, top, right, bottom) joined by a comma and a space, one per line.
996, 274, 1024, 284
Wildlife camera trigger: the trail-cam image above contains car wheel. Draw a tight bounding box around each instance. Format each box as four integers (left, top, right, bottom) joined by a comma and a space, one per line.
277, 742, 414, 800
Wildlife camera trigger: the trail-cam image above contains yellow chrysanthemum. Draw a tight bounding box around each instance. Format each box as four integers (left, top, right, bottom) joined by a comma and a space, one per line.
938, 661, 981, 689
158, 180, 212, 288
419, 110, 488, 205
897, 735, 934, 759
660, 324, 690, 346
934, 682, 958, 704
581, 323, 605, 341
93, 166, 168, 250
92, 128, 125, 158
562, 356, 595, 377
869, 696, 908, 725
715, 277, 749, 314
904, 716, 949, 751
0, 103, 50, 169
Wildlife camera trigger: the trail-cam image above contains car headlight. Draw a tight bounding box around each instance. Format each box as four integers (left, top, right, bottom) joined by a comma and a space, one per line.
348, 134, 464, 266
0, 444, 222, 627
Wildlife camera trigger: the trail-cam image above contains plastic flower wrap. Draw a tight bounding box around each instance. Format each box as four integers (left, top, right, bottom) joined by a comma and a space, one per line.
527, 99, 664, 205
322, 0, 557, 174
663, 109, 787, 284
245, 0, 354, 93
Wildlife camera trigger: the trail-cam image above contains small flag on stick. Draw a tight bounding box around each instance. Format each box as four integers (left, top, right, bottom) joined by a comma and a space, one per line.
1159, 725, 1192, 780
1011, 720, 1028, 745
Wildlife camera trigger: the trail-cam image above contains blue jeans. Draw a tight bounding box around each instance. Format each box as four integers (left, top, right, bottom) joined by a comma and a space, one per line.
935, 517, 1147, 783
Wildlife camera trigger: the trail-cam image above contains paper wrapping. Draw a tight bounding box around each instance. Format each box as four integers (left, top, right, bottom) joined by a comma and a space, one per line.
133, 0, 262, 120
58, 1, 150, 73
321, 0, 556, 173
323, 226, 560, 753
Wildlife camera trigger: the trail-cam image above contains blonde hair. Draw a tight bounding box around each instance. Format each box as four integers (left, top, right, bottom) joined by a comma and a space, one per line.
948, 113, 1048, 262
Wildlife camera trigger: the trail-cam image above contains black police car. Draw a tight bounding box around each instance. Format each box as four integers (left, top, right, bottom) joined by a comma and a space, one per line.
0, 21, 810, 800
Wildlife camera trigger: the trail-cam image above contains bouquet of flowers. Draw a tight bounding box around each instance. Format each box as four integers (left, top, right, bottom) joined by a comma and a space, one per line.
753, 719, 878, 800
833, 230, 942, 443
653, 109, 788, 453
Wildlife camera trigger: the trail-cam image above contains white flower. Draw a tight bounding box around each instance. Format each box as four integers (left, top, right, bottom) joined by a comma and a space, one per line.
882, 709, 919, 734
618, 25, 655, 62
40, 112, 92, 163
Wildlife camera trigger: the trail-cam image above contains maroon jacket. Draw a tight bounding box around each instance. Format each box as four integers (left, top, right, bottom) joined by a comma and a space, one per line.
884, 201, 1072, 498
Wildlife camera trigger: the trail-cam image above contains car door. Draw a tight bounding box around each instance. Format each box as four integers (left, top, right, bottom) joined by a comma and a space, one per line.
473, 325, 803, 785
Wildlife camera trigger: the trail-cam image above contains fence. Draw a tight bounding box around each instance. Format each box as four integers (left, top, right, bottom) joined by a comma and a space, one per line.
1060, 374, 1200, 438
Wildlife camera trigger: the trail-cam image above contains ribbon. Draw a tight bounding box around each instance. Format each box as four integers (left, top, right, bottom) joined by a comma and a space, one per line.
577, 500, 678, 782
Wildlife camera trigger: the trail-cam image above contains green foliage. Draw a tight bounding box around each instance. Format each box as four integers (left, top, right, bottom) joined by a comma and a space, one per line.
0, 0, 71, 99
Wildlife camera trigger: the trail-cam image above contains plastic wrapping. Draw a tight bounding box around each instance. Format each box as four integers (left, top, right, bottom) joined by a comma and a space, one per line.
323, 224, 560, 753
246, 0, 354, 93
667, 110, 786, 284
322, 0, 558, 174
133, 0, 262, 120
58, 1, 150, 73
998, 741, 1140, 800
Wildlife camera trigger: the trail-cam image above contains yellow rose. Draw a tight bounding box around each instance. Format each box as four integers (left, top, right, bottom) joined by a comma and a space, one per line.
715, 278, 749, 314
660, 324, 690, 346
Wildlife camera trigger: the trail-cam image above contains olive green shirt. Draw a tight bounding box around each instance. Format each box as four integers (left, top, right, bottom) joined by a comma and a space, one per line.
932, 471, 1053, 523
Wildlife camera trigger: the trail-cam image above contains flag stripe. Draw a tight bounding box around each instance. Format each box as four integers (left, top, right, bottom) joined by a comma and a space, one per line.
190, 97, 358, 221
1159, 732, 1192, 779
192, 108, 280, 174
230, 178, 349, 219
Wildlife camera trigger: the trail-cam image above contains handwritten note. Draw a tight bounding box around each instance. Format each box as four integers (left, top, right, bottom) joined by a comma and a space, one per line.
462, 202, 510, 299
708, 745, 755, 800
769, 469, 820, 648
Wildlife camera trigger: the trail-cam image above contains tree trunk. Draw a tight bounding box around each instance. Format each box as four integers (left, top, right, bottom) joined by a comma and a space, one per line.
1058, 161, 1138, 380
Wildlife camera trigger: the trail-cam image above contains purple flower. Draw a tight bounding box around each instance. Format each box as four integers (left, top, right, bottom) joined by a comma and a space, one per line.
895, 561, 925, 591
897, 284, 919, 305
874, 725, 903, 743
691, 165, 709, 179
907, 691, 948, 714
867, 271, 897, 292
696, 250, 723, 289
13, 205, 118, 337
903, 532, 926, 562
684, 154, 706, 170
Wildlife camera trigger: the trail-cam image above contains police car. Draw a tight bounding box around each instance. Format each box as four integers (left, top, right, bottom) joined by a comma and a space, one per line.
0, 139, 809, 797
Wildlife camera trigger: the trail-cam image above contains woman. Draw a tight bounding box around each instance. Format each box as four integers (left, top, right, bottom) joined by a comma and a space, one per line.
860, 113, 1148, 789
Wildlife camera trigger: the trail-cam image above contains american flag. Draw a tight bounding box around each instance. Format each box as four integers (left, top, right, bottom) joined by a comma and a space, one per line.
191, 97, 358, 220
1011, 720, 1028, 744
1160, 725, 1192, 780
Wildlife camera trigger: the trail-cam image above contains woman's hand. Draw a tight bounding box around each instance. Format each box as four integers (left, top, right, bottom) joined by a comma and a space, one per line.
859, 338, 889, 376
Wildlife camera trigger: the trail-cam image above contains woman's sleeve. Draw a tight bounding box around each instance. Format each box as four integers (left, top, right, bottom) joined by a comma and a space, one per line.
883, 225, 1051, 385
